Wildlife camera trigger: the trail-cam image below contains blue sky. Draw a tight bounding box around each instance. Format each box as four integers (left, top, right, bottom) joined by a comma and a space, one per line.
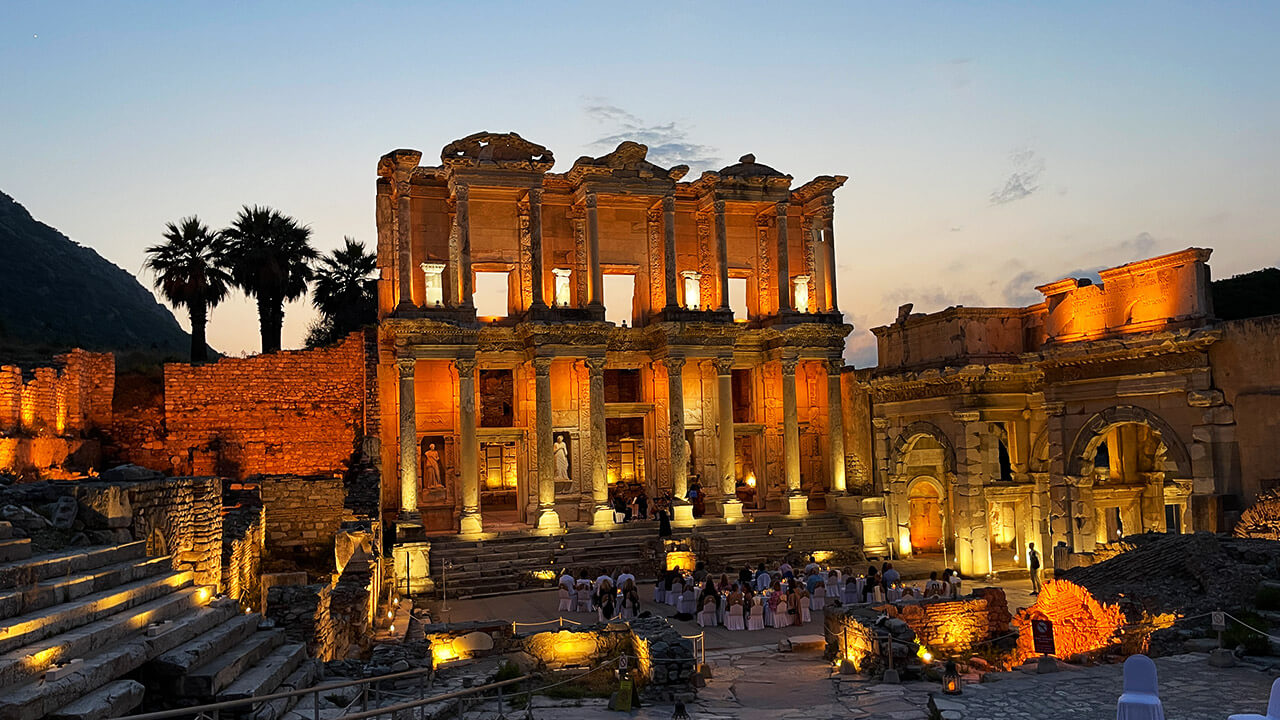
3, 2, 1277, 365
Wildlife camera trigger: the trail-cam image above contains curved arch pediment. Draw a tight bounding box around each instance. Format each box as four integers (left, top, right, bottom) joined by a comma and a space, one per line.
1065, 405, 1192, 478
890, 421, 957, 476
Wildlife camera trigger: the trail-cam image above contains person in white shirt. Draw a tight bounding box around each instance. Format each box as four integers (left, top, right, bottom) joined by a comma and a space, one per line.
882, 563, 901, 586
804, 556, 821, 575
616, 571, 636, 589
756, 570, 772, 592
559, 572, 575, 591
596, 572, 614, 592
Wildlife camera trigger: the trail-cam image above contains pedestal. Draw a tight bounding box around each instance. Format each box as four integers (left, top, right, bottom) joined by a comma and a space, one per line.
459, 510, 483, 535
593, 505, 616, 527
721, 499, 744, 522
536, 508, 562, 531
672, 502, 695, 524
785, 493, 810, 517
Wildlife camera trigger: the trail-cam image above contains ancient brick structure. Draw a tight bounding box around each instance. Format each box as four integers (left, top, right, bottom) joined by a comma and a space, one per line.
375, 132, 851, 534
0, 350, 114, 477
1012, 580, 1125, 664
879, 587, 1011, 655
163, 332, 367, 478
222, 503, 265, 608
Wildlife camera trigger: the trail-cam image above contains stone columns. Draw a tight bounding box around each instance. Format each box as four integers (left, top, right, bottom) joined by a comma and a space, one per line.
953, 411, 992, 577
455, 185, 474, 309
532, 357, 561, 531
715, 357, 742, 520
665, 357, 694, 523
396, 181, 415, 310
397, 357, 418, 515
826, 358, 847, 495
663, 195, 678, 310
781, 357, 807, 516
528, 188, 546, 309
775, 202, 792, 313
586, 357, 612, 526
819, 207, 838, 312
586, 192, 603, 308
713, 200, 730, 312
456, 358, 482, 534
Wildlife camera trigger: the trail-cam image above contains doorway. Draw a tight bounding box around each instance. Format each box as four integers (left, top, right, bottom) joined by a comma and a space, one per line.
907, 481, 944, 554
479, 440, 519, 525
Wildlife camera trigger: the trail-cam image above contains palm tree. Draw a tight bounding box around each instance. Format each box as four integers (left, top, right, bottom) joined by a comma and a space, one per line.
307, 237, 377, 347
220, 206, 318, 353
143, 216, 231, 362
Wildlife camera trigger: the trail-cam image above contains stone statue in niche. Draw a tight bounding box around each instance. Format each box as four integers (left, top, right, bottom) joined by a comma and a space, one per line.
554, 434, 571, 481
420, 436, 446, 491
553, 268, 572, 307
793, 275, 810, 312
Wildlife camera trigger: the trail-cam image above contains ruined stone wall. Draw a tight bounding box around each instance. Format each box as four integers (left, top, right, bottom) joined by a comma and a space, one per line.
266, 559, 375, 661
879, 588, 1010, 655
163, 333, 366, 479
1209, 315, 1280, 504
126, 476, 223, 589
823, 607, 879, 670
257, 474, 347, 559
628, 616, 696, 701
0, 351, 114, 477
222, 503, 265, 608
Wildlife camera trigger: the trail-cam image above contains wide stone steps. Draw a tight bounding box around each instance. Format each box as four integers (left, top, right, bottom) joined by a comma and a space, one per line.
0, 541, 147, 590
148, 612, 262, 678
0, 555, 173, 621
181, 629, 285, 700
47, 679, 146, 720
0, 568, 194, 655
0, 595, 236, 720
217, 642, 306, 702
0, 583, 208, 689
0, 537, 33, 563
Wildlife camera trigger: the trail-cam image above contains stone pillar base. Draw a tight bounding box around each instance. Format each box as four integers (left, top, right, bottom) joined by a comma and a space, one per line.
459, 510, 483, 535
721, 499, 744, 522
672, 502, 696, 525
785, 494, 810, 517
536, 508, 562, 531
592, 506, 616, 527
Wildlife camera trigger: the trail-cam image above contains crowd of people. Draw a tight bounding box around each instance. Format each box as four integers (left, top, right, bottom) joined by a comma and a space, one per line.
555, 556, 972, 625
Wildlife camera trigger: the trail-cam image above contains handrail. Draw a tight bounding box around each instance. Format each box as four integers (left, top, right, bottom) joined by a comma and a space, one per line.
324, 675, 529, 720
111, 665, 436, 720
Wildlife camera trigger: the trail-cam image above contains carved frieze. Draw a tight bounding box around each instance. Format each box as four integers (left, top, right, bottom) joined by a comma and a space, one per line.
441, 132, 554, 172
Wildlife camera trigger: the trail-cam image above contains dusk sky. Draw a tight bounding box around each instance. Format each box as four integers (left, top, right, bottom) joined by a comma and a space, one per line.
3, 2, 1277, 366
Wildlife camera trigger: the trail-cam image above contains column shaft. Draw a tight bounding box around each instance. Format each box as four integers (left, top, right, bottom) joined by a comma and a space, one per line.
456, 185, 474, 308
586, 193, 603, 307
715, 358, 741, 519
827, 359, 847, 494
714, 201, 729, 311
396, 183, 414, 309
663, 196, 678, 309
528, 189, 546, 309
457, 358, 481, 533
822, 214, 839, 312
397, 358, 418, 514
775, 202, 792, 313
533, 358, 560, 530
781, 358, 807, 516
666, 358, 693, 523
587, 357, 611, 525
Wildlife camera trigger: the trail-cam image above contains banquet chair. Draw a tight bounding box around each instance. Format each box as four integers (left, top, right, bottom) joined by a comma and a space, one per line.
1228, 677, 1280, 720
557, 587, 574, 612
871, 586, 886, 603
1115, 654, 1165, 720
747, 603, 766, 630
725, 603, 745, 631
843, 582, 861, 605
698, 598, 719, 627
676, 591, 694, 615
670, 583, 684, 606
799, 597, 811, 624
811, 586, 826, 610
771, 601, 791, 628
653, 583, 666, 605
576, 587, 593, 613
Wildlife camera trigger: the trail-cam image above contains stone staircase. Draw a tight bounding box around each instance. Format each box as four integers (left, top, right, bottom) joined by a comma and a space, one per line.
0, 538, 317, 720
425, 512, 862, 598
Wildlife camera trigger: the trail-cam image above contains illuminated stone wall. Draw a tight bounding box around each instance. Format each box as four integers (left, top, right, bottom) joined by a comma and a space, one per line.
163, 332, 367, 478
0, 350, 114, 477
823, 608, 879, 671
880, 587, 1010, 656
1012, 580, 1125, 663
222, 503, 265, 608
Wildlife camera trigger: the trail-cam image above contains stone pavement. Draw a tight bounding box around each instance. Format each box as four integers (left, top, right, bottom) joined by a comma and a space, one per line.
930, 654, 1278, 720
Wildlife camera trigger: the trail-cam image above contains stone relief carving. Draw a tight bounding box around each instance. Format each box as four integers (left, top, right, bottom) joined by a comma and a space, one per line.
441, 131, 554, 172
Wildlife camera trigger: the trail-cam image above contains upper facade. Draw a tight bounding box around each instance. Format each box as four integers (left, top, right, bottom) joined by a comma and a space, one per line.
375, 132, 847, 329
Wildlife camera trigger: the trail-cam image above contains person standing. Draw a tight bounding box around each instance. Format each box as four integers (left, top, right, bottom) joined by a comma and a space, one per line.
1027, 541, 1042, 595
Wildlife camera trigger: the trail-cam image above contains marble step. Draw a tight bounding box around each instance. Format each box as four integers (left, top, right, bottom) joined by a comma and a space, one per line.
0, 570, 194, 656
0, 584, 207, 689
182, 630, 284, 699
0, 555, 173, 621
0, 597, 236, 720
245, 658, 319, 720
0, 542, 147, 590
46, 679, 145, 720
149, 612, 262, 677
0, 538, 32, 563
217, 642, 306, 702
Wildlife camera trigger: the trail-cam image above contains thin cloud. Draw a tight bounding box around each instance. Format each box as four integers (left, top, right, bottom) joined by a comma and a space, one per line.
989, 148, 1045, 205
583, 100, 720, 172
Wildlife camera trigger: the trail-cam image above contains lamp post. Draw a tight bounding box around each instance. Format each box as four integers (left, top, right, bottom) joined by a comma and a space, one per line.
441, 560, 453, 612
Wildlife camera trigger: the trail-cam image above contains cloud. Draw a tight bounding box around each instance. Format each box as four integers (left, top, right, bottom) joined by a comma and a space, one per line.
997, 232, 1164, 305
583, 100, 720, 172
1119, 231, 1156, 258
989, 148, 1045, 205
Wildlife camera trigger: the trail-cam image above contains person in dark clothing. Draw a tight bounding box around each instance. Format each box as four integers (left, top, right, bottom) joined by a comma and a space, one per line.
738, 566, 753, 585
658, 503, 672, 538
637, 491, 649, 520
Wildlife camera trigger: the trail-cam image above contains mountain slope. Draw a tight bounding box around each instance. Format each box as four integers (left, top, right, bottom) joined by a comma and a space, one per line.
0, 190, 191, 357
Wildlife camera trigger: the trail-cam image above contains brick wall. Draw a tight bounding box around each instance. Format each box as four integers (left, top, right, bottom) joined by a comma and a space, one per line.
257, 474, 347, 558
879, 587, 1010, 655
163, 333, 367, 479
1012, 579, 1125, 663
223, 503, 265, 608
0, 350, 114, 477
266, 557, 375, 661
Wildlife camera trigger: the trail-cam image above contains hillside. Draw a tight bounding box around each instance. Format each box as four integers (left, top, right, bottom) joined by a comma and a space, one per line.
0, 190, 191, 361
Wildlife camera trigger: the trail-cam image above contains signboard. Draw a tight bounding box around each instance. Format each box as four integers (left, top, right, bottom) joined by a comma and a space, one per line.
1212, 612, 1226, 631
1031, 619, 1055, 655
615, 679, 634, 712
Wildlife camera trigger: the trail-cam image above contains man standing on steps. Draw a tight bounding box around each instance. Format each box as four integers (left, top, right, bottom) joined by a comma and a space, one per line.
1028, 542, 1042, 595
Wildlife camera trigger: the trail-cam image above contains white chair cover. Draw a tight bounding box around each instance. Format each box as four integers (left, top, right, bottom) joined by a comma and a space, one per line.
725, 603, 745, 630
1227, 676, 1280, 720
670, 583, 684, 605
576, 587, 593, 613
676, 592, 694, 615
1116, 654, 1165, 720
747, 603, 765, 630
557, 587, 574, 612
811, 586, 826, 610
698, 599, 718, 627
888, 587, 902, 602
653, 585, 665, 604
871, 586, 886, 603
771, 601, 791, 628
800, 602, 811, 624
843, 582, 861, 604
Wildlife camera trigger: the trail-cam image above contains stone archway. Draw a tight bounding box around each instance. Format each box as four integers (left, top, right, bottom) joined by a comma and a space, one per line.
1066, 405, 1191, 479
890, 421, 956, 477
906, 476, 945, 554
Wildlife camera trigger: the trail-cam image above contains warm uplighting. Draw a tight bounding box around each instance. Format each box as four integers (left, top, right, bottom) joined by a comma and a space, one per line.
195, 587, 210, 604
666, 551, 697, 571
745, 473, 756, 488
387, 610, 394, 619
920, 649, 933, 663
1013, 580, 1125, 664
532, 569, 557, 581
811, 551, 835, 563
432, 644, 459, 666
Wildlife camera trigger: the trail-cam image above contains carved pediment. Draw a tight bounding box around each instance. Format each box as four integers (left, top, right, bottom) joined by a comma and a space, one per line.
377, 148, 423, 178
718, 153, 789, 180
568, 141, 689, 185
441, 132, 555, 172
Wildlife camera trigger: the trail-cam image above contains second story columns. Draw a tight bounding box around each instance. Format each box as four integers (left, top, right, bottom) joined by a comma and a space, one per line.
775, 201, 792, 313
713, 200, 730, 313
586, 192, 603, 308
663, 195, 679, 310
453, 184, 475, 309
